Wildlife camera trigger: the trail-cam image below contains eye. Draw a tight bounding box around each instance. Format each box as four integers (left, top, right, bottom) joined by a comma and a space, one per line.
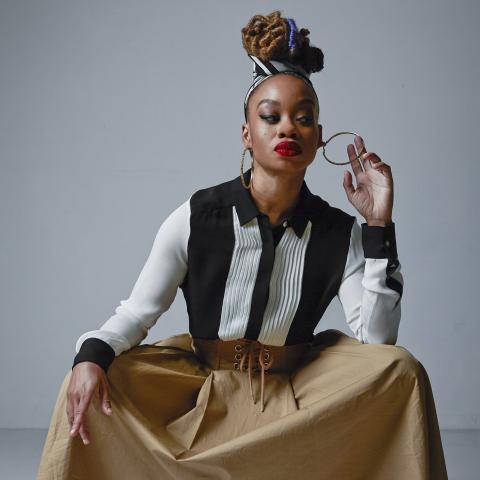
259, 114, 314, 125
299, 116, 314, 125
259, 115, 278, 122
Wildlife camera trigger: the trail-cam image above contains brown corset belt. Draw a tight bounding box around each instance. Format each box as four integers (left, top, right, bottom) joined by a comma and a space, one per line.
190, 336, 312, 413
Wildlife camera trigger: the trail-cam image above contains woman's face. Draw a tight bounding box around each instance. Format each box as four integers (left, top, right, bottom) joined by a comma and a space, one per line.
242, 73, 325, 176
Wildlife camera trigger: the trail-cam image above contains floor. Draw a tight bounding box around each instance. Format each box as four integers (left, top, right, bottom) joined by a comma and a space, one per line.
1, 428, 478, 479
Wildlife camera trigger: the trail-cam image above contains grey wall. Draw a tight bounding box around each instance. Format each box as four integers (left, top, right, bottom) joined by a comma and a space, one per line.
1, 0, 478, 429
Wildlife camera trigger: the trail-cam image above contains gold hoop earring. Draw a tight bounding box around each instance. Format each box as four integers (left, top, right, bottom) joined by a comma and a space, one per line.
240, 147, 254, 189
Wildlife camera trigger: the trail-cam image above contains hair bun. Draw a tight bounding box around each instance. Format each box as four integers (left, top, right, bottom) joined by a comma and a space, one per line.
241, 10, 324, 74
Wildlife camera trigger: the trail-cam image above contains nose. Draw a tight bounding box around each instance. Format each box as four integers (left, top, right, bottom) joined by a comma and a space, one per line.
277, 115, 298, 138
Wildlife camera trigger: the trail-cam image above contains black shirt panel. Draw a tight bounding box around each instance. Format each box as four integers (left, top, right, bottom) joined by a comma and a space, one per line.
180, 179, 237, 340
286, 211, 355, 344
244, 214, 276, 340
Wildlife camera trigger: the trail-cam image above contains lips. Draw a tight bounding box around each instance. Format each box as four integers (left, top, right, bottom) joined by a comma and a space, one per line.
274, 141, 302, 154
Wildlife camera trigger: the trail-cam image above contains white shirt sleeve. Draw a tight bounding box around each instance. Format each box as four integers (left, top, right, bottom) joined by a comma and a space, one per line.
337, 217, 404, 344
74, 196, 191, 357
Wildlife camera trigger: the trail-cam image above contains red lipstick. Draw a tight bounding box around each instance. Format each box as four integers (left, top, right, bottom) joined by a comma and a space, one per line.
274, 141, 302, 157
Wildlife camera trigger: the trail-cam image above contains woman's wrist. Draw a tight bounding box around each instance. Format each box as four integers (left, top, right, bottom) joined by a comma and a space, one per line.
365, 218, 393, 227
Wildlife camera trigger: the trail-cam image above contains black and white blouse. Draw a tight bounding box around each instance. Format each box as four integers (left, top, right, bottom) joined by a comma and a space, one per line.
72, 168, 403, 373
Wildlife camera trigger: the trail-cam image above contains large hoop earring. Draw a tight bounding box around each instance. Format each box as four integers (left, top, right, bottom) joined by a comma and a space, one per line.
240, 147, 254, 189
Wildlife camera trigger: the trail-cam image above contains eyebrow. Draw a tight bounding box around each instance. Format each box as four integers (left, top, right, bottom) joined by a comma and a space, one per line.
256, 98, 315, 109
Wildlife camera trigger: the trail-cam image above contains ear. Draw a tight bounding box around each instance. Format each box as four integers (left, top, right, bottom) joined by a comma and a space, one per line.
317, 123, 325, 148
241, 123, 253, 150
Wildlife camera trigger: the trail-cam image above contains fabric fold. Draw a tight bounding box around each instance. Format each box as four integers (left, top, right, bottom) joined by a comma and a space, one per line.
37, 330, 448, 480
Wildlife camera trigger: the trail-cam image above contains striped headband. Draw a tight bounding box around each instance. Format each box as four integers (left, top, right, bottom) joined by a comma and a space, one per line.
243, 19, 318, 120
243, 54, 318, 121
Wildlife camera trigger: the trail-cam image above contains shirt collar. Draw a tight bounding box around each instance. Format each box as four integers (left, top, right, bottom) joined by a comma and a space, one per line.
231, 167, 321, 238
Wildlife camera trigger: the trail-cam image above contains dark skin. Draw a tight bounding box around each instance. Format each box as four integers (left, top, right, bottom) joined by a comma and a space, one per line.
241, 73, 394, 227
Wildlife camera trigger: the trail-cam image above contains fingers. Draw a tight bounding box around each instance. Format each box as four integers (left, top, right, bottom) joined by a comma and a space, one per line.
79, 422, 91, 445
354, 135, 367, 160
343, 170, 356, 202
370, 159, 392, 177
355, 135, 376, 171
69, 392, 93, 445
347, 134, 371, 175
349, 135, 391, 177
99, 376, 113, 416
362, 151, 393, 180
66, 366, 115, 447
344, 136, 364, 199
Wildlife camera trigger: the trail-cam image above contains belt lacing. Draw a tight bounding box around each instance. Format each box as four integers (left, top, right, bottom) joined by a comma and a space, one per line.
236, 340, 274, 412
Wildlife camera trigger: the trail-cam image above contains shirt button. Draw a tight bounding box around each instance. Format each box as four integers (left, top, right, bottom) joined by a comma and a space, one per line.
283, 221, 288, 227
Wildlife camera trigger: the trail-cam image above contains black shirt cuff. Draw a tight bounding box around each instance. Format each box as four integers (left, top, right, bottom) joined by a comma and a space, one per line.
72, 337, 116, 374
361, 222, 398, 260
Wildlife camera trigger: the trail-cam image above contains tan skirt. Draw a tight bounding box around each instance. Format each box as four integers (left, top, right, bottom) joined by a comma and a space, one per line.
37, 329, 448, 479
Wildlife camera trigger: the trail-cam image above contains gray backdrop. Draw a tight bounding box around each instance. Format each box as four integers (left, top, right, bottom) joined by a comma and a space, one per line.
1, 0, 478, 430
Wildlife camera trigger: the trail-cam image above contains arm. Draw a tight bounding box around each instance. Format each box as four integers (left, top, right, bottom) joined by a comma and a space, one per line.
337, 217, 403, 344
72, 196, 191, 373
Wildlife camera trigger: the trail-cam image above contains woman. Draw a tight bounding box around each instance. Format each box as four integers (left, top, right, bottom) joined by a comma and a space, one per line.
37, 10, 448, 479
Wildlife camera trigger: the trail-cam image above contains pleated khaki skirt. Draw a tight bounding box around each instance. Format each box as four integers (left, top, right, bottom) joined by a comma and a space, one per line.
37, 329, 448, 479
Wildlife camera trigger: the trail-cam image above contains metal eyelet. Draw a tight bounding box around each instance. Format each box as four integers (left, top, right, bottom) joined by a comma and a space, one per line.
264, 353, 270, 360
234, 353, 242, 360
234, 344, 243, 351
234, 362, 239, 369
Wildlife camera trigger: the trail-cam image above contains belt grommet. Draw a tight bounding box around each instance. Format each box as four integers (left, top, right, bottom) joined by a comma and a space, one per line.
234, 362, 239, 369
234, 353, 242, 360
234, 344, 243, 351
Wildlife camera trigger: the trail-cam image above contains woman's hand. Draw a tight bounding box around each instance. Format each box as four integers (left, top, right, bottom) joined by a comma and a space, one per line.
67, 362, 113, 445
342, 135, 394, 226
